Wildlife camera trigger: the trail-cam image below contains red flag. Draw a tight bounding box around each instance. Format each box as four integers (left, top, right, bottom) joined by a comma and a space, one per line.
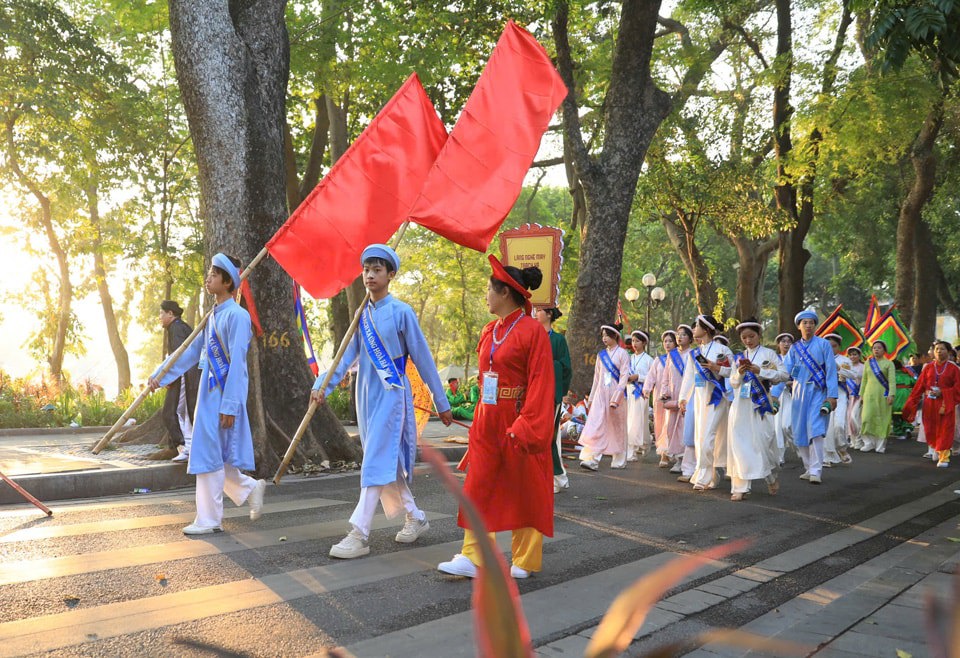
407, 21, 568, 252
266, 74, 448, 298
238, 280, 264, 338
864, 294, 880, 335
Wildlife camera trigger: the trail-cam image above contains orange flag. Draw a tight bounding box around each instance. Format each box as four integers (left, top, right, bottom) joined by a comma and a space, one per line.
266, 74, 447, 298
407, 21, 568, 252
406, 361, 433, 441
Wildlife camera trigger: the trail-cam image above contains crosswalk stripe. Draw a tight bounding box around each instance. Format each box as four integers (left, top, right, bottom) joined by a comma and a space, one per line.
0, 511, 452, 586
0, 533, 570, 656
0, 496, 350, 543
343, 551, 728, 658
0, 512, 450, 585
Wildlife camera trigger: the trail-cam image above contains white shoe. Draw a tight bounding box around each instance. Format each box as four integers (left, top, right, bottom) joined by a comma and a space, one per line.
669, 462, 682, 473
438, 554, 477, 578
579, 461, 598, 471
809, 474, 822, 484
395, 516, 429, 543
626, 454, 639, 462
553, 475, 569, 489
171, 445, 189, 463
248, 479, 266, 520
183, 523, 222, 535
510, 565, 530, 579
554, 482, 561, 494
938, 460, 950, 468
799, 472, 810, 480
330, 529, 369, 559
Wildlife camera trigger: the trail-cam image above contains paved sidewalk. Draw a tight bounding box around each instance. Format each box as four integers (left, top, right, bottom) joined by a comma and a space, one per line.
0, 419, 470, 505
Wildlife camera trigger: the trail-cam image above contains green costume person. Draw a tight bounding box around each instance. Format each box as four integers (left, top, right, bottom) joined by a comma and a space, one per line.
446, 377, 476, 421
859, 341, 897, 453
535, 307, 573, 492
892, 359, 918, 438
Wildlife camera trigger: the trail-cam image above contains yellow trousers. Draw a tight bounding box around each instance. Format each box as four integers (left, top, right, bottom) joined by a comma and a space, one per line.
461, 527, 543, 572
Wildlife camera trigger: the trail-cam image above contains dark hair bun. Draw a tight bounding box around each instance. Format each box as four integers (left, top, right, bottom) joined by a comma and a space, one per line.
521, 266, 543, 291
743, 316, 759, 325
613, 322, 623, 332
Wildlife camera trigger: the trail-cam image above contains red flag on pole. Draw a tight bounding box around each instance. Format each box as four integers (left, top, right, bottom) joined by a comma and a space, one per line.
266, 74, 448, 298
407, 21, 568, 252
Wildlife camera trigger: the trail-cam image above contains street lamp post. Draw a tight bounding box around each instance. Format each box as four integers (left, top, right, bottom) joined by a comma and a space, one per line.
624, 274, 666, 334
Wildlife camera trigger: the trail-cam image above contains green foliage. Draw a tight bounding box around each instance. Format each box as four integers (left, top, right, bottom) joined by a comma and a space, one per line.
0, 369, 160, 429
867, 0, 960, 82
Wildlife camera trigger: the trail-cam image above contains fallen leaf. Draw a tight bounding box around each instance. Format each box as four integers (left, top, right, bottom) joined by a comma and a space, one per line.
896, 650, 913, 658
154, 573, 166, 581
677, 540, 688, 545
596, 496, 607, 500
717, 536, 729, 540
279, 536, 287, 542
946, 537, 960, 543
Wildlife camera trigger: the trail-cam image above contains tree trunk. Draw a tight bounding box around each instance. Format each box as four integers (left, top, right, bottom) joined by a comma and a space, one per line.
168, 0, 359, 474
660, 212, 718, 314
732, 235, 776, 322
3, 116, 72, 386
86, 181, 132, 392
554, 0, 673, 392
912, 219, 938, 350
895, 93, 945, 327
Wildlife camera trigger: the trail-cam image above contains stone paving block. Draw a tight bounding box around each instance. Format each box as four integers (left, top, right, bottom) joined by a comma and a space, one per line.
734, 566, 783, 583
634, 606, 684, 638
657, 588, 727, 615
811, 647, 877, 658
684, 645, 746, 658
856, 603, 930, 645
536, 633, 591, 656
828, 629, 929, 658
698, 575, 761, 598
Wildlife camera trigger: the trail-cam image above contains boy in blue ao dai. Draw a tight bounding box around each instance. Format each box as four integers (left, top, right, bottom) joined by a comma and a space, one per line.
312, 244, 452, 559
781, 310, 839, 484
150, 253, 266, 535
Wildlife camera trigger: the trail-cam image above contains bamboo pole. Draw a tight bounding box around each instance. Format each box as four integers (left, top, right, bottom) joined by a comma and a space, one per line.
92, 247, 270, 454
0, 470, 53, 516
273, 222, 412, 484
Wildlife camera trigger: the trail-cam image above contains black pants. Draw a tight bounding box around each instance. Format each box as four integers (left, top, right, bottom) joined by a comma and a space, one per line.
161, 378, 187, 449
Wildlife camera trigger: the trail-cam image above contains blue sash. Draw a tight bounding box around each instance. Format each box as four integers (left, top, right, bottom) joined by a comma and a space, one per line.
359, 306, 404, 389
630, 355, 645, 399
869, 358, 889, 396
659, 355, 667, 368
598, 349, 621, 384
795, 341, 826, 390
742, 367, 774, 418
669, 348, 685, 377
692, 347, 726, 407
845, 380, 859, 397
905, 365, 919, 379
206, 317, 230, 392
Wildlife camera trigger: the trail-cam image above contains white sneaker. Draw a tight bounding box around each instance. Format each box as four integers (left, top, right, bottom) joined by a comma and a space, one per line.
799, 472, 810, 480
395, 516, 429, 543
183, 523, 222, 535
438, 554, 477, 577
248, 479, 266, 520
669, 462, 682, 474
809, 474, 822, 484
171, 445, 189, 463
330, 529, 369, 559
510, 565, 530, 579
579, 461, 598, 471
554, 482, 561, 494
553, 475, 569, 490
626, 454, 639, 462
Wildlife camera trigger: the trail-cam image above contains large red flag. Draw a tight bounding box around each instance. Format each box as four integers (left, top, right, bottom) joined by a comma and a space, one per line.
266, 74, 448, 298
407, 21, 568, 252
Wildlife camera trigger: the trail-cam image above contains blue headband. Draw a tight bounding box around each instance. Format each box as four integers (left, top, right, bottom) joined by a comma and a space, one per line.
212, 253, 241, 290
794, 310, 818, 326
361, 244, 400, 272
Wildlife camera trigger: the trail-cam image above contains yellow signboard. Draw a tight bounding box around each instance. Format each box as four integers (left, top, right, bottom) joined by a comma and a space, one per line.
499, 224, 564, 308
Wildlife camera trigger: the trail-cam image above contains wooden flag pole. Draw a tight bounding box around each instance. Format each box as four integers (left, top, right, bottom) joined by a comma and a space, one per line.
0, 470, 53, 516
92, 247, 270, 454
273, 222, 412, 484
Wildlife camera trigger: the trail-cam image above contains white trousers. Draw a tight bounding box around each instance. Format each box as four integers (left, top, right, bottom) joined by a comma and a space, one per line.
798, 436, 825, 478
859, 434, 887, 453
731, 469, 778, 494
349, 473, 423, 539
579, 448, 626, 469
195, 464, 258, 527
681, 446, 697, 477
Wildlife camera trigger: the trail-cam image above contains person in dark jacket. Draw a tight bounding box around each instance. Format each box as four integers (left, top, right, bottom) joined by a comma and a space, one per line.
158, 300, 200, 461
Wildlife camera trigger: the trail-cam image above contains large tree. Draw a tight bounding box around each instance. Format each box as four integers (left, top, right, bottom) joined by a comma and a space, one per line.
168, 0, 358, 473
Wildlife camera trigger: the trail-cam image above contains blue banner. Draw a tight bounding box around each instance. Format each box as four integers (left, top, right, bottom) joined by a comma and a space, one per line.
869, 357, 889, 396
795, 340, 827, 390
692, 347, 726, 407
741, 366, 774, 418
206, 318, 230, 392
598, 349, 621, 383
359, 306, 404, 389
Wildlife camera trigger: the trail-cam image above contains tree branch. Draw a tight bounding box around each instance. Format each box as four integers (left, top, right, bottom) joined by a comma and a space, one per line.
728, 23, 769, 69
552, 0, 597, 186
655, 16, 692, 50
531, 156, 565, 168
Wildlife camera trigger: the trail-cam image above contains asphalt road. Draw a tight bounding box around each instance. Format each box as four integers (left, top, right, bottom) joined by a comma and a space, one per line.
1, 436, 958, 657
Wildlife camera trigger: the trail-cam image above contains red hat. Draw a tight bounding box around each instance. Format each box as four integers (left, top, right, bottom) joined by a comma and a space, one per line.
488, 255, 532, 315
